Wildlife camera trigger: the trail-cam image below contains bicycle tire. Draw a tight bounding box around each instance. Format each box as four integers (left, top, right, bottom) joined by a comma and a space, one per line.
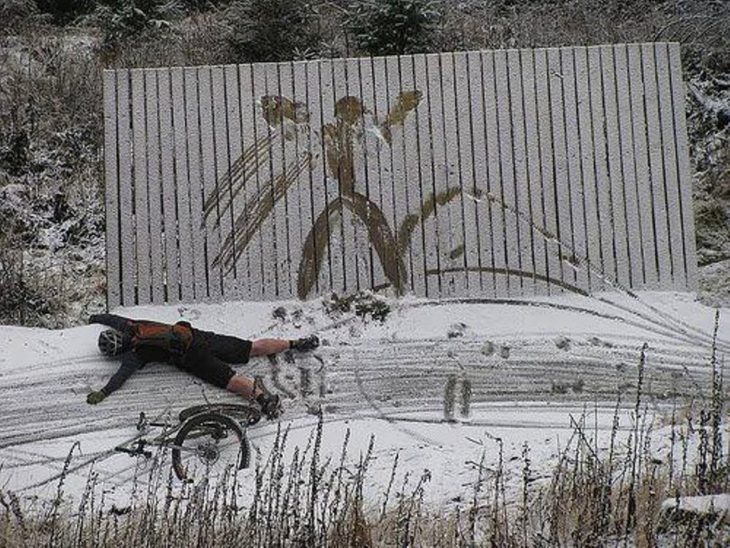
171, 413, 249, 482
178, 404, 261, 426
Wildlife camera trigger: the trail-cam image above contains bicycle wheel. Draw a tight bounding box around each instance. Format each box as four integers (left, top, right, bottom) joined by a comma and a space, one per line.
171, 413, 249, 482
178, 404, 261, 426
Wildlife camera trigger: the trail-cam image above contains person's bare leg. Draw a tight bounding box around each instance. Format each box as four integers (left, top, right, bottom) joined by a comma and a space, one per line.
225, 374, 259, 400
226, 374, 280, 418
250, 338, 290, 357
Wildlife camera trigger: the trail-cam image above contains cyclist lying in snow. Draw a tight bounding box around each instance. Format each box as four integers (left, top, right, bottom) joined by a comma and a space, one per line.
87, 314, 319, 419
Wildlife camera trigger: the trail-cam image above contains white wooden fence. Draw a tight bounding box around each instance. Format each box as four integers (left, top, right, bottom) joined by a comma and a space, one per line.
103, 43, 697, 307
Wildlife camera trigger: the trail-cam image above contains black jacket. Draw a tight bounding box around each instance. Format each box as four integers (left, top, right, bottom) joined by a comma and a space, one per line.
90, 313, 178, 396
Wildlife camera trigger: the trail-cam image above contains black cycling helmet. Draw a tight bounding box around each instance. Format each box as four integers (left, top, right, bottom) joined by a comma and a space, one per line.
98, 329, 127, 357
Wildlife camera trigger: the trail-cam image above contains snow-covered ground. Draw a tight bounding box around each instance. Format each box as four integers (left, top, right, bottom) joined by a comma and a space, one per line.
0, 290, 727, 507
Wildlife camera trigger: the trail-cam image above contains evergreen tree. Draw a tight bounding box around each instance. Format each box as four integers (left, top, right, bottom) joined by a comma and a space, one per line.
348, 0, 440, 57
225, 0, 321, 63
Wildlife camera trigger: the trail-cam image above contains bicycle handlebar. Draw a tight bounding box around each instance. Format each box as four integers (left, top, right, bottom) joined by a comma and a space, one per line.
115, 442, 152, 459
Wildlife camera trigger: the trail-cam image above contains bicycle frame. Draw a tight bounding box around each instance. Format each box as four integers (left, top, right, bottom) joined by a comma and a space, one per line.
114, 412, 186, 458
114, 404, 260, 481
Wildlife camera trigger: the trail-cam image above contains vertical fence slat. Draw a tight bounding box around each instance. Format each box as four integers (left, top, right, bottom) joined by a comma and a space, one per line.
507, 49, 535, 296
319, 59, 345, 296
547, 48, 571, 293
466, 51, 490, 297
560, 48, 590, 293
103, 70, 121, 309
627, 44, 659, 289
270, 62, 293, 298
655, 44, 685, 289
426, 53, 452, 297
237, 63, 263, 300
304, 60, 330, 297
291, 62, 312, 299
184, 67, 208, 301
266, 63, 293, 299
440, 52, 468, 296
197, 66, 222, 301
222, 64, 243, 301
533, 50, 560, 294
249, 63, 276, 300
574, 49, 601, 292
642, 43, 673, 289
614, 45, 645, 289
372, 56, 397, 295
332, 58, 358, 295
278, 62, 302, 300
254, 63, 289, 299
171, 67, 194, 303
146, 70, 165, 304
158, 69, 181, 303
454, 52, 481, 295
588, 47, 615, 291
519, 50, 547, 295
668, 43, 697, 289
345, 57, 371, 293
413, 54, 440, 298
482, 51, 509, 297
385, 55, 409, 296
397, 55, 426, 297
359, 57, 385, 292
116, 70, 136, 306
131, 69, 150, 305
601, 46, 631, 290
212, 66, 235, 299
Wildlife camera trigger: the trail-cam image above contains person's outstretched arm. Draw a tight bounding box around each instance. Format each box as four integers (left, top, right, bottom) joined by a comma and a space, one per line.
87, 351, 144, 404
89, 313, 133, 333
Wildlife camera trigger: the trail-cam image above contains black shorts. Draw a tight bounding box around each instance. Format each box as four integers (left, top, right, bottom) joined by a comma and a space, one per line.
178, 329, 253, 389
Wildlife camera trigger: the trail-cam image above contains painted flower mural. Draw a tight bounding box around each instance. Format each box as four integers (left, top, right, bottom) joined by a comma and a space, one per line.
201, 89, 464, 299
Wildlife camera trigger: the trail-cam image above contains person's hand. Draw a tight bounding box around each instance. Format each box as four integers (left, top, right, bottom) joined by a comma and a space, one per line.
87, 391, 106, 405
291, 335, 319, 352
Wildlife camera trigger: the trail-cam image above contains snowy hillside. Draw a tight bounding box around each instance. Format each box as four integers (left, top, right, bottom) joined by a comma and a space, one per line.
1, 290, 727, 510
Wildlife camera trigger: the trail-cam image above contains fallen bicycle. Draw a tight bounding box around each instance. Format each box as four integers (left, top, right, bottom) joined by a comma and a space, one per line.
114, 403, 262, 482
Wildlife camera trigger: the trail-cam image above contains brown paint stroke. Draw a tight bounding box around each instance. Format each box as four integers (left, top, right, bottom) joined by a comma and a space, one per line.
260, 95, 310, 127
397, 186, 462, 256
322, 96, 363, 193
297, 198, 343, 300
379, 91, 423, 144
449, 245, 465, 260
397, 213, 420, 253
202, 134, 275, 224
297, 192, 406, 299
213, 153, 312, 272
346, 192, 406, 295
420, 186, 462, 223
426, 267, 589, 297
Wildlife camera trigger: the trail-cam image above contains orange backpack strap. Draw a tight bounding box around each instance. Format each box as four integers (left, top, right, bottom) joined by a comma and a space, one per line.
172, 321, 193, 353
131, 321, 194, 355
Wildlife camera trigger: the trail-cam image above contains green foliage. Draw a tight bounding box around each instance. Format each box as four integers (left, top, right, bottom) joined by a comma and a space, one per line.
34, 0, 97, 25
223, 0, 322, 63
1, 0, 41, 31
348, 0, 440, 56
324, 291, 391, 322
84, 1, 183, 50
177, 0, 232, 12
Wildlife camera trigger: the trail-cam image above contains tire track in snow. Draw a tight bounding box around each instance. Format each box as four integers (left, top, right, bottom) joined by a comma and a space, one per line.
0, 311, 722, 491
